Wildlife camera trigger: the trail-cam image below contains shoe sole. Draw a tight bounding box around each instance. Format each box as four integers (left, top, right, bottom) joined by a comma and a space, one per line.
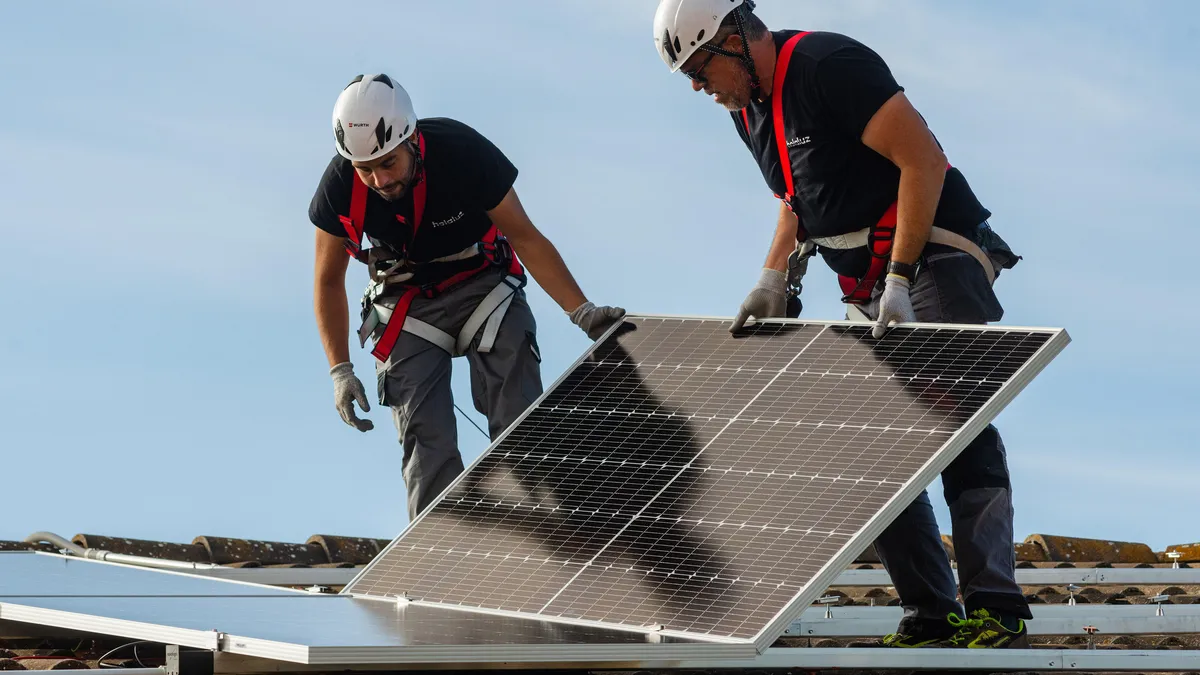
1004, 633, 1030, 649
927, 633, 1030, 649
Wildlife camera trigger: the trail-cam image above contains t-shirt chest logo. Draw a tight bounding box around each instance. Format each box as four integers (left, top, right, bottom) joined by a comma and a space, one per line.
430, 211, 465, 228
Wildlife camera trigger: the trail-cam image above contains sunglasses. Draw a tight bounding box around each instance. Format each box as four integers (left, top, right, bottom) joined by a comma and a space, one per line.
681, 49, 717, 85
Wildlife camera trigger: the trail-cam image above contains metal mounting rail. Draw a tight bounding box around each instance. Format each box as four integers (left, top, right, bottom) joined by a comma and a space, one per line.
786, 604, 1200, 637
833, 567, 1200, 586
666, 648, 1200, 672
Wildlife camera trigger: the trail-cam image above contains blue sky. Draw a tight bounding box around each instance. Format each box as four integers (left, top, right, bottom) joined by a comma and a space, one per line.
1, 1, 1196, 552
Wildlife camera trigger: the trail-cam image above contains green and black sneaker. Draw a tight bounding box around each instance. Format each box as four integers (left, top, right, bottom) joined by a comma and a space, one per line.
937, 608, 1029, 648
880, 619, 956, 648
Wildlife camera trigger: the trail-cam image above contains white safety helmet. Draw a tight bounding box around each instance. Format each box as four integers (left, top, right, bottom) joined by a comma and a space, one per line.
331, 73, 417, 162
653, 0, 753, 72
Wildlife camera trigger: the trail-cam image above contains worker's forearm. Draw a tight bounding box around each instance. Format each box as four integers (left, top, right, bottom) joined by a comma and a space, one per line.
511, 236, 588, 312
890, 163, 945, 266
764, 203, 800, 272
314, 281, 352, 367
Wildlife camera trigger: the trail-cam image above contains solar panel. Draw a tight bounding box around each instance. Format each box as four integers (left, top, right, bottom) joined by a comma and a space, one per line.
0, 552, 754, 665
344, 316, 1068, 649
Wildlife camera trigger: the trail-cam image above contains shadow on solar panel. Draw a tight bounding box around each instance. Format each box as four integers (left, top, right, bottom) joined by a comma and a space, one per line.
345, 316, 1068, 649
351, 324, 743, 618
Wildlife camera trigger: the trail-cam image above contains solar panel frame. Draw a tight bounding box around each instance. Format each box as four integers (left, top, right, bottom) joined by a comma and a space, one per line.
342, 315, 1069, 650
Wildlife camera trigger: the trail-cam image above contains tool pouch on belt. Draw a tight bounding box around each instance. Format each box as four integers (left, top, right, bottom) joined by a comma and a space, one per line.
974, 221, 1022, 278
358, 280, 404, 348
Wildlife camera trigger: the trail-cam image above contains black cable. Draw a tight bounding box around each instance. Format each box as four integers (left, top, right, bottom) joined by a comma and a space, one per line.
95, 640, 154, 669
454, 402, 490, 440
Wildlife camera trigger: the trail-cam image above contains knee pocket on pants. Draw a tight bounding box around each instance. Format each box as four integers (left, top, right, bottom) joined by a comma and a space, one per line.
376, 367, 389, 407
525, 330, 541, 363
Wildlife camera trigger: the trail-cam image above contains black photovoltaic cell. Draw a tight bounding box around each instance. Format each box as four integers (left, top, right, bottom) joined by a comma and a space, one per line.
346, 317, 1060, 643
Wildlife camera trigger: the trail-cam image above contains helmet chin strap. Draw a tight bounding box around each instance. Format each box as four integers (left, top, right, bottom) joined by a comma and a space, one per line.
731, 3, 763, 102
697, 2, 764, 102
378, 131, 426, 201
409, 132, 426, 187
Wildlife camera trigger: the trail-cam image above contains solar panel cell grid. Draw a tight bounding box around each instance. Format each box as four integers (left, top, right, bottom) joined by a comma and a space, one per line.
345, 317, 1062, 645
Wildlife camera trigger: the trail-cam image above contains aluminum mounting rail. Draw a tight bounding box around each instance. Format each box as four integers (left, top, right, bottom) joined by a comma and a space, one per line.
786, 604, 1200, 637
662, 647, 1200, 672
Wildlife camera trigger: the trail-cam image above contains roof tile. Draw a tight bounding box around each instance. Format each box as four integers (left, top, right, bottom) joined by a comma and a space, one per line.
1025, 534, 1159, 563
1167, 542, 1200, 562
71, 535, 208, 563
191, 537, 327, 566
306, 535, 389, 565
0, 543, 55, 554
1015, 540, 1048, 562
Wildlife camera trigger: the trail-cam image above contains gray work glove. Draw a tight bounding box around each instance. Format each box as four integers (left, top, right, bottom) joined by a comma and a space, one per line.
569, 301, 626, 341
330, 361, 374, 432
872, 274, 916, 339
730, 268, 787, 333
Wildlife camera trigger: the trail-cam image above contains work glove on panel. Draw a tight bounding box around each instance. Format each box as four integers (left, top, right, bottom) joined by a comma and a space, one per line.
730, 268, 788, 333
569, 302, 627, 341
872, 274, 916, 339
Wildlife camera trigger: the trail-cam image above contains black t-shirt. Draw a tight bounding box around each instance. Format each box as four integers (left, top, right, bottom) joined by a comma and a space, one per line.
308, 117, 518, 267
732, 30, 991, 277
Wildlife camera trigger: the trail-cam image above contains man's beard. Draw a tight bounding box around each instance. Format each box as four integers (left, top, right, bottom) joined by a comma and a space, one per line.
717, 77, 751, 111
375, 183, 407, 202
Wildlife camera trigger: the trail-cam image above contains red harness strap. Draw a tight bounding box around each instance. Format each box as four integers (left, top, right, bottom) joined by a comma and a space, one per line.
742, 31, 905, 305
370, 134, 430, 362
339, 171, 370, 262
838, 202, 897, 303
372, 287, 421, 361
771, 33, 807, 208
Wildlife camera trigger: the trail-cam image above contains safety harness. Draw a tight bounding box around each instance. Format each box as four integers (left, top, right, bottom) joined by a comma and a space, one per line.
337, 131, 525, 362
741, 31, 997, 306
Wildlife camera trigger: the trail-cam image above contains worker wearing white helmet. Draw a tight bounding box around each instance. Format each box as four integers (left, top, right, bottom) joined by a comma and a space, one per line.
309, 73, 624, 519
653, 0, 1030, 650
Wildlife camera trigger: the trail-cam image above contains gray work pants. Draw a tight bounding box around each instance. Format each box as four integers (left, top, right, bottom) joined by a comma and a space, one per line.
374, 267, 544, 521
856, 242, 1032, 627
